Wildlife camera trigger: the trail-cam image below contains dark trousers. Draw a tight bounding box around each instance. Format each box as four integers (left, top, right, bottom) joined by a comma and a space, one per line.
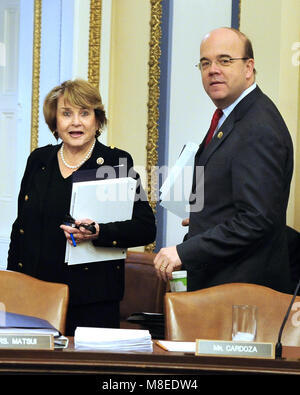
65, 301, 120, 336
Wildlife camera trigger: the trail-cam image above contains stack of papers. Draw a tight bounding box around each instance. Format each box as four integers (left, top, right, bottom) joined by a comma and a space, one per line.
74, 327, 153, 352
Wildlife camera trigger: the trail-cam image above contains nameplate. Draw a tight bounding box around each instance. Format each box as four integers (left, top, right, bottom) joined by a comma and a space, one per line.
0, 334, 54, 350
195, 339, 275, 359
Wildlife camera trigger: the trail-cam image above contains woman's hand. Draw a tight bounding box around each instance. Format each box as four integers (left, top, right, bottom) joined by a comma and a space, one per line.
60, 218, 100, 245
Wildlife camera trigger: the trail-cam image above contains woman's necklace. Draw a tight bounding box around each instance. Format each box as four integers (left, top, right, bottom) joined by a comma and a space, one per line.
60, 140, 96, 169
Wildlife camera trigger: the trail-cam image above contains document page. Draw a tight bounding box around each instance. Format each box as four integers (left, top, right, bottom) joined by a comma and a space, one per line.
66, 177, 136, 265
156, 340, 196, 353
159, 142, 199, 219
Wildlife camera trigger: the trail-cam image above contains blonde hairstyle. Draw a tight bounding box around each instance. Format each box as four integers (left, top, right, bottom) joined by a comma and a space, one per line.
43, 79, 107, 139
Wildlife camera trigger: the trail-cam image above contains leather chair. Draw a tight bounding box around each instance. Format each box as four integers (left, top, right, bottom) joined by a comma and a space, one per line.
120, 250, 166, 330
0, 270, 69, 334
165, 282, 300, 346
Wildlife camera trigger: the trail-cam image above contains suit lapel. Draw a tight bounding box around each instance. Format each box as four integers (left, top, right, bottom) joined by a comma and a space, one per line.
197, 114, 235, 165
196, 86, 262, 166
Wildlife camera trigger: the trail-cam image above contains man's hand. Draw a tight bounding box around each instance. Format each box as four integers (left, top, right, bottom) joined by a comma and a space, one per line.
154, 246, 182, 282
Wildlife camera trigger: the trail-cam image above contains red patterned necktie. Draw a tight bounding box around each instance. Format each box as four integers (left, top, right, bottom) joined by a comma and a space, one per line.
205, 109, 223, 146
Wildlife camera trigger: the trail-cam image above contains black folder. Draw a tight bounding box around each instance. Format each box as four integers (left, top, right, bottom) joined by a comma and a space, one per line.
126, 312, 165, 339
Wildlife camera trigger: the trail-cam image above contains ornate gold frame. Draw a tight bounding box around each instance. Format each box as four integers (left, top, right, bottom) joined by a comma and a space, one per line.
30, 1, 162, 239
85, 0, 162, 253
147, 0, 161, 208
88, 0, 102, 88
30, 0, 103, 150
30, 0, 42, 152
87, 0, 162, 252
86, 0, 162, 211
145, 0, 162, 251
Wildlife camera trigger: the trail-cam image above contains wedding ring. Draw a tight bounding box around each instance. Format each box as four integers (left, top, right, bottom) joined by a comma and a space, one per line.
160, 266, 166, 272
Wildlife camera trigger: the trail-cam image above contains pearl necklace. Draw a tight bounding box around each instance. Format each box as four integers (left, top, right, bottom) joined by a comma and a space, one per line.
60, 140, 96, 169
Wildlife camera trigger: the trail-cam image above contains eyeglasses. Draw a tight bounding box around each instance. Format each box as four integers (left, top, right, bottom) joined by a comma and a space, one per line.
196, 56, 250, 71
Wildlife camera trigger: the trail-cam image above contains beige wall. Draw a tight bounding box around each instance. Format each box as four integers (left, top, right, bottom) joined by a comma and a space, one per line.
106, 0, 300, 233
240, 0, 300, 229
108, 0, 150, 170
296, 61, 300, 228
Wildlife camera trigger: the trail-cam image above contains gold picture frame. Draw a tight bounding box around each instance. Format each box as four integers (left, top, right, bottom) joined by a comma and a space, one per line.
30, 0, 162, 191
30, 0, 42, 152
88, 0, 102, 88
145, 0, 162, 251
29, 0, 162, 252
30, 0, 161, 254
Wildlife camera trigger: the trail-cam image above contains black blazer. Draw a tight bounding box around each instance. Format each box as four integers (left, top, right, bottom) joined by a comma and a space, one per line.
7, 140, 156, 305
177, 87, 294, 294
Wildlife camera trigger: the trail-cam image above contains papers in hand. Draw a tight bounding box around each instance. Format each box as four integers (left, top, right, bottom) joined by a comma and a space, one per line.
74, 327, 153, 353
159, 142, 199, 219
66, 177, 136, 265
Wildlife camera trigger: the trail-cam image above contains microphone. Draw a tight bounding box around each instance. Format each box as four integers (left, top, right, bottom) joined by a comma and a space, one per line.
275, 278, 300, 359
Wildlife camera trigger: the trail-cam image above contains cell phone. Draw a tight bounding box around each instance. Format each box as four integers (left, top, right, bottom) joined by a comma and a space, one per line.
64, 214, 96, 234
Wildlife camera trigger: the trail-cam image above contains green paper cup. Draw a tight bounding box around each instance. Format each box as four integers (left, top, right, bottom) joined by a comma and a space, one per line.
170, 270, 187, 292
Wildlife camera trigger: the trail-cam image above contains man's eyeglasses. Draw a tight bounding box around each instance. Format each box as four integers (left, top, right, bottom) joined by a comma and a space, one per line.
196, 56, 250, 71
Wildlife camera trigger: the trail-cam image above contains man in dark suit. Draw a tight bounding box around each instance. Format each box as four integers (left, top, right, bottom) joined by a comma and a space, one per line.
154, 27, 294, 294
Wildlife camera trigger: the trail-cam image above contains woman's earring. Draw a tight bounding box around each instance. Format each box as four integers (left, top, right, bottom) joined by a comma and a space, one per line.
95, 129, 102, 138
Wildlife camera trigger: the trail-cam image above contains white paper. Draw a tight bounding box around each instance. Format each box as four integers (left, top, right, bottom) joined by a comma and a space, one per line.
66, 177, 136, 265
0, 327, 60, 336
74, 327, 153, 352
232, 332, 255, 341
0, 43, 5, 67
157, 340, 196, 353
159, 142, 199, 219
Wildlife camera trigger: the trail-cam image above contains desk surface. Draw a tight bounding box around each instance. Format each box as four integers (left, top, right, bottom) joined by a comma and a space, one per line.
0, 340, 300, 375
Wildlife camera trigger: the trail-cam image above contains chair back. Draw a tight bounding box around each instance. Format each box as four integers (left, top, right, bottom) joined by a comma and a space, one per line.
120, 251, 166, 323
165, 282, 300, 346
0, 270, 69, 334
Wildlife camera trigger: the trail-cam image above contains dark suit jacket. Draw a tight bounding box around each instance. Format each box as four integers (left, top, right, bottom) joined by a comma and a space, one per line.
7, 140, 156, 305
177, 86, 294, 294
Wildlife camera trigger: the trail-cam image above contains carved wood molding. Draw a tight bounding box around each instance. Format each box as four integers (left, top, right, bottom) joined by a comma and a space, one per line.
30, 0, 42, 152
88, 0, 102, 88
145, 0, 162, 252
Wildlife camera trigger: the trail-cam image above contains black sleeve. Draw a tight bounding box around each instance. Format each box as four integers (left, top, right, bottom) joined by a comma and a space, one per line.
92, 154, 156, 249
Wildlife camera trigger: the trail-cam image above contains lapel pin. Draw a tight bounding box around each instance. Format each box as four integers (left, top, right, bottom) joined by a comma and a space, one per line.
96, 157, 104, 165
217, 131, 223, 139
